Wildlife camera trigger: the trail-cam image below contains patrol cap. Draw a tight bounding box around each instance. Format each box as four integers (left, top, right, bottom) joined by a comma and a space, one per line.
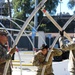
0, 30, 8, 36
40, 44, 48, 50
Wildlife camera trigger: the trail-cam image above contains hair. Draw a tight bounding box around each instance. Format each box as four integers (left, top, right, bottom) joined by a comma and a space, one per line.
0, 30, 8, 35
41, 44, 48, 50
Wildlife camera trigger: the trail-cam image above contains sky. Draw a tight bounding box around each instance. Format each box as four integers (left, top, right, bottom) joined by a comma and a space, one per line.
56, 0, 75, 15
5, 0, 75, 15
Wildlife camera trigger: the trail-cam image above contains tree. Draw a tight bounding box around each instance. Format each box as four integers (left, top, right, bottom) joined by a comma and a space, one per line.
12, 0, 59, 20
12, 0, 33, 20
67, 0, 75, 9
7, 0, 11, 17
0, 3, 8, 16
31, 0, 59, 14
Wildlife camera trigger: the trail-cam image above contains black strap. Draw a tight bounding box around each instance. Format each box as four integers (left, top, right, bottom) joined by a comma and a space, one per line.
59, 30, 65, 37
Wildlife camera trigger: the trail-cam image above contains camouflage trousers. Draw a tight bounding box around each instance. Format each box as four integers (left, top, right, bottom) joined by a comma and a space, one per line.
0, 64, 12, 75
36, 72, 54, 75
0, 72, 12, 75
70, 71, 75, 75
0, 69, 12, 75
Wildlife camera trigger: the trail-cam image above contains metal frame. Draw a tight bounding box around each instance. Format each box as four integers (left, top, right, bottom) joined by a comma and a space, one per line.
3, 0, 47, 75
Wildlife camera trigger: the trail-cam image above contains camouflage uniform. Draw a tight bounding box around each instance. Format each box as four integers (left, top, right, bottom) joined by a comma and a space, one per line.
33, 48, 62, 75
59, 30, 75, 75
61, 43, 75, 75
0, 43, 12, 75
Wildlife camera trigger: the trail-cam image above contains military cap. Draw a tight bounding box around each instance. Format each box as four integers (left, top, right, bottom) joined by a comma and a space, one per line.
0, 30, 8, 35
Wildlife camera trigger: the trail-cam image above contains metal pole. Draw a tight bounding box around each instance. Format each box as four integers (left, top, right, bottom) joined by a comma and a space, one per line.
34, 0, 38, 52
7, 0, 11, 17
60, 0, 61, 17
49, 38, 50, 46
7, 0, 13, 47
74, 27, 75, 37
34, 0, 38, 28
33, 38, 35, 54
60, 0, 63, 18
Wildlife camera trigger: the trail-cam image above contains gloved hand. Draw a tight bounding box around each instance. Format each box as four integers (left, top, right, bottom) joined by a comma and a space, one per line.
59, 30, 65, 37
9, 45, 16, 55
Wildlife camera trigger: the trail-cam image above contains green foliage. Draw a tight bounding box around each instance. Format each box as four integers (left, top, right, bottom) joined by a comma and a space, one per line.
45, 0, 59, 14
38, 24, 49, 32
12, 0, 59, 31
12, 0, 33, 20
67, 0, 75, 9
26, 21, 34, 31
12, 0, 59, 19
32, 0, 59, 14
0, 3, 8, 16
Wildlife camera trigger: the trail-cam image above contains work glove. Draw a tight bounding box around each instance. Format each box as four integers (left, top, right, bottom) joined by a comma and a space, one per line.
9, 45, 16, 55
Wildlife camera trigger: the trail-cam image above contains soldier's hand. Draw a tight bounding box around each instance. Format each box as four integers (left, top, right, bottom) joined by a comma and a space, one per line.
9, 46, 16, 55
59, 30, 65, 37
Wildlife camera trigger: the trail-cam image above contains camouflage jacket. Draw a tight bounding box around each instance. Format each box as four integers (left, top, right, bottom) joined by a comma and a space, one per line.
61, 43, 75, 72
0, 43, 12, 75
59, 37, 75, 71
33, 49, 62, 75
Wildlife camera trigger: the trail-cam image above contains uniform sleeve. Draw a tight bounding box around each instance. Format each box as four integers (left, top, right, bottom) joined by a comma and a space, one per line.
0, 46, 11, 64
33, 54, 49, 66
61, 43, 75, 51
52, 48, 62, 56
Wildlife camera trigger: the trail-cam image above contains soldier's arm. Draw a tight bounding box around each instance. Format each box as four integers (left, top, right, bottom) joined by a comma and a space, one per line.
59, 30, 75, 51
59, 37, 75, 51
0, 47, 11, 64
33, 54, 50, 66
0, 54, 11, 64
61, 43, 75, 51
52, 48, 62, 56
33, 55, 40, 66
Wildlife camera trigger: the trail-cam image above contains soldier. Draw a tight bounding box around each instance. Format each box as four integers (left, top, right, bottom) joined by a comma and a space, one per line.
0, 30, 16, 75
33, 44, 62, 75
59, 30, 75, 75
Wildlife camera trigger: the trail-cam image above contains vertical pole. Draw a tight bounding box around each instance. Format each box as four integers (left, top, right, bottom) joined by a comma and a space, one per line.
7, 0, 13, 47
74, 28, 75, 37
7, 0, 15, 60
33, 38, 35, 54
34, 0, 38, 28
33, 0, 38, 53
49, 34, 51, 46
7, 0, 11, 17
49, 38, 50, 46
60, 0, 62, 17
